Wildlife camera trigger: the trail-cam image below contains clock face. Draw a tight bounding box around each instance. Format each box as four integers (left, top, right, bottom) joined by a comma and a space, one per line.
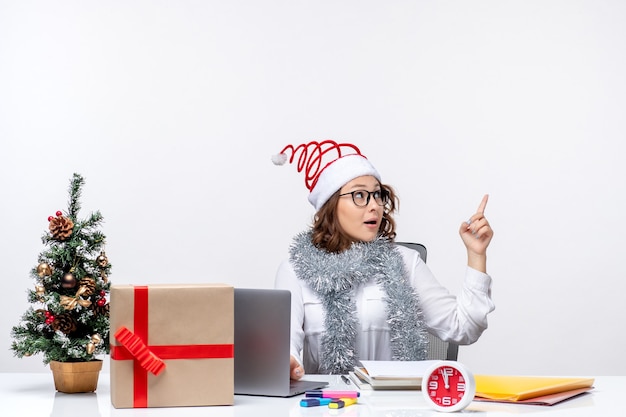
422, 361, 476, 412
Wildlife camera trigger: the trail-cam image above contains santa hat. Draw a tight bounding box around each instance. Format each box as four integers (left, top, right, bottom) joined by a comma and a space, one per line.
272, 140, 381, 210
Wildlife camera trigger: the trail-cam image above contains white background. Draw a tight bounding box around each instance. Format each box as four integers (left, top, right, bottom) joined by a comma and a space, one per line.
1, 1, 625, 377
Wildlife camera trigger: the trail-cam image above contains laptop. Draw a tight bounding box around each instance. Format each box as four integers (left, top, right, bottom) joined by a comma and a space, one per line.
234, 288, 328, 397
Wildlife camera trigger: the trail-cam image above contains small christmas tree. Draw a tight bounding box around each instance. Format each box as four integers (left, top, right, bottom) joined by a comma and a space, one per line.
11, 173, 111, 364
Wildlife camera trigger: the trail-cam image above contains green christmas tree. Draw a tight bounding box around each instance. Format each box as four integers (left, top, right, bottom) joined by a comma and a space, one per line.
11, 173, 111, 364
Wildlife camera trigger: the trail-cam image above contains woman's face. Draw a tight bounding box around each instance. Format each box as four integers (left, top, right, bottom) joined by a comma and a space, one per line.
337, 175, 384, 243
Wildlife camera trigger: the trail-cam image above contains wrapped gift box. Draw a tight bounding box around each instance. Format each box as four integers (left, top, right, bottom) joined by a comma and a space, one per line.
110, 284, 234, 408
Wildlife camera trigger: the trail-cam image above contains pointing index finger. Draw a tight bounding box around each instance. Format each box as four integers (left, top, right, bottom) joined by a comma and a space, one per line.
477, 194, 489, 214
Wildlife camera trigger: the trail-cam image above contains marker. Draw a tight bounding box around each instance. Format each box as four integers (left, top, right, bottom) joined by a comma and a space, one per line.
300, 398, 333, 407
305, 390, 360, 398
329, 397, 358, 409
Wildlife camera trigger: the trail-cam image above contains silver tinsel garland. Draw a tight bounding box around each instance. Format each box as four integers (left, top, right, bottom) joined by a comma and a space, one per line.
289, 231, 428, 374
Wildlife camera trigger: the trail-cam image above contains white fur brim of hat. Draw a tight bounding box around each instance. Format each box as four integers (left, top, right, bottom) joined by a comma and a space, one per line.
309, 154, 381, 211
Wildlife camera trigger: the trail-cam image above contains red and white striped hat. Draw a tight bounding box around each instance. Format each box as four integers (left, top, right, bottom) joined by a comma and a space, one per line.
272, 140, 381, 210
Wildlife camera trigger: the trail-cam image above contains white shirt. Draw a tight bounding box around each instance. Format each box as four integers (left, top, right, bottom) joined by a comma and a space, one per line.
274, 244, 495, 373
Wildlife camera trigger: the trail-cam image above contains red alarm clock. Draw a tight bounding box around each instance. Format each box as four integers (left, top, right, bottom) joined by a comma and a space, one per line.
421, 360, 476, 412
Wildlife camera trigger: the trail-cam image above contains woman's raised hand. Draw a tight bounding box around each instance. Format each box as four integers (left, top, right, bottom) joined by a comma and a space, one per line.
459, 194, 493, 272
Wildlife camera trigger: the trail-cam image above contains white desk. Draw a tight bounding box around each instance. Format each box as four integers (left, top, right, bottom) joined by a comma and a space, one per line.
1, 373, 622, 416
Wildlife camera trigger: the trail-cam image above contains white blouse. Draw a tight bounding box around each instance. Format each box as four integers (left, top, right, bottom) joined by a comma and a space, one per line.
274, 244, 495, 373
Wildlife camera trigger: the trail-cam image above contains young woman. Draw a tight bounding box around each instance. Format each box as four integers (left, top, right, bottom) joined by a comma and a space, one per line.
272, 140, 494, 379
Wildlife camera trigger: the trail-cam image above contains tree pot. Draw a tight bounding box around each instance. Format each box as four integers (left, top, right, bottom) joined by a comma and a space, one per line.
49, 359, 103, 393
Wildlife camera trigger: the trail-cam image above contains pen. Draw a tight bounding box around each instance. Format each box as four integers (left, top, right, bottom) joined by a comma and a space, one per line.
329, 397, 358, 409
305, 390, 360, 398
341, 375, 351, 385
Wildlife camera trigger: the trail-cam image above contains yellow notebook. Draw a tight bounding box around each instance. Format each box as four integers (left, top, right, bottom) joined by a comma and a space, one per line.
474, 375, 595, 401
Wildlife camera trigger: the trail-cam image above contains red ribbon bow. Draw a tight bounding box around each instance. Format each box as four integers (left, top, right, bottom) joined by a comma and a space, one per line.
114, 326, 166, 375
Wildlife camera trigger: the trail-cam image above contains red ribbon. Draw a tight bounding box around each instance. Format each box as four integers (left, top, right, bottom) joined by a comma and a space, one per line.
111, 286, 234, 408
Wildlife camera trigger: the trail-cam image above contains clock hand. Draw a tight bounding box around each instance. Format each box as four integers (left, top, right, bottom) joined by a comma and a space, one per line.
440, 368, 450, 389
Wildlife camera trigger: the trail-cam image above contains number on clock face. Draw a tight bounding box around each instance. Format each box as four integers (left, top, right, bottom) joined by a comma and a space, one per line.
425, 366, 467, 406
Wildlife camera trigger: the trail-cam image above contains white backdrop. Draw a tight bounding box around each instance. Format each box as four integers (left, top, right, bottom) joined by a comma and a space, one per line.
1, 1, 625, 377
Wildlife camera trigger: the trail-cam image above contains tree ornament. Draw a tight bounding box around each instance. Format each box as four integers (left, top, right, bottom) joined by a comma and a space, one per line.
44, 311, 55, 325
35, 285, 46, 302
61, 272, 77, 289
96, 252, 108, 268
86, 342, 95, 354
56, 210, 63, 217
60, 286, 92, 310
36, 262, 53, 277
78, 276, 96, 296
51, 313, 77, 334
48, 215, 74, 241
91, 300, 109, 317
91, 334, 102, 345
96, 297, 106, 307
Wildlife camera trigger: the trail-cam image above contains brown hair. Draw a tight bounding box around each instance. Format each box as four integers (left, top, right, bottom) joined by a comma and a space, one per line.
311, 183, 398, 253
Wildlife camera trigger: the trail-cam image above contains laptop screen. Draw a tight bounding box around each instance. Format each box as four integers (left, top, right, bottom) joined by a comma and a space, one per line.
233, 288, 327, 397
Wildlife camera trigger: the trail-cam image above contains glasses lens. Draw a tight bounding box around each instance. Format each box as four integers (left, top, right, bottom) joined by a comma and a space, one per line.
374, 190, 388, 206
352, 191, 367, 206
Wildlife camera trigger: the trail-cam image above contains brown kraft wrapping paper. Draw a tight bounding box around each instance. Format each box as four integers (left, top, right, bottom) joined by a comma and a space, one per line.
110, 284, 234, 408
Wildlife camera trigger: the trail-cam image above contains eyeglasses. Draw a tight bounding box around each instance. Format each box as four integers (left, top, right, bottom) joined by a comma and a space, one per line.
339, 189, 389, 207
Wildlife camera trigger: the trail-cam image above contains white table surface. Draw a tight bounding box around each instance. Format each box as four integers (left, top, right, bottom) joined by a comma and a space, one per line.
1, 373, 621, 416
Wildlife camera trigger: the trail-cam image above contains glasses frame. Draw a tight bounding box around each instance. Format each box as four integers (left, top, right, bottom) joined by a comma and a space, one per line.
338, 189, 389, 207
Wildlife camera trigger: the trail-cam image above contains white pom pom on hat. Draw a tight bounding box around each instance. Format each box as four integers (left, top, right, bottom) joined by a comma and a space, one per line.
272, 140, 381, 210
271, 153, 288, 166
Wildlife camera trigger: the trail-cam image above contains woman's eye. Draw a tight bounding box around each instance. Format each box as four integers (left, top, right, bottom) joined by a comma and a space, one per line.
354, 191, 365, 199
373, 191, 381, 199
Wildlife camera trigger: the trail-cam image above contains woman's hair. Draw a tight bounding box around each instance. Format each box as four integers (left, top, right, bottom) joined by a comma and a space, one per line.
311, 183, 398, 253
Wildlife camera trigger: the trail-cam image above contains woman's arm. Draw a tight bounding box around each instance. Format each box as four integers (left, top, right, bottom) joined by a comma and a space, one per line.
400, 246, 495, 344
